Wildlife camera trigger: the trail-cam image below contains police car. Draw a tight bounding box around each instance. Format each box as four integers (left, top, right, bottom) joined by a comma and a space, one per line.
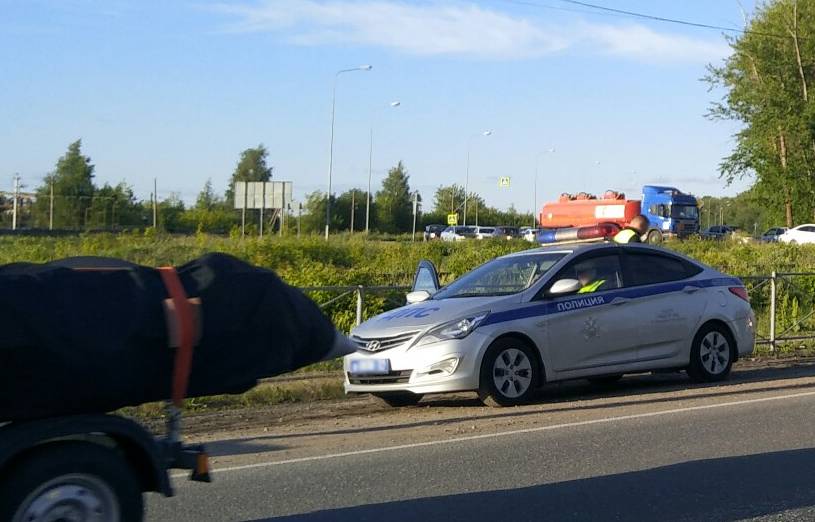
344, 243, 755, 407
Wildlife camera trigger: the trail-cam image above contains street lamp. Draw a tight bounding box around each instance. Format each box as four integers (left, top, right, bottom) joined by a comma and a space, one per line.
325, 64, 373, 240
464, 130, 493, 226
533, 147, 555, 227
366, 100, 401, 235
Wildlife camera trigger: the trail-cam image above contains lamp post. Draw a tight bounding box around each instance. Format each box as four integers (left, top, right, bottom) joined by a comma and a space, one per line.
464, 130, 492, 226
533, 147, 555, 227
325, 65, 372, 240
366, 100, 401, 235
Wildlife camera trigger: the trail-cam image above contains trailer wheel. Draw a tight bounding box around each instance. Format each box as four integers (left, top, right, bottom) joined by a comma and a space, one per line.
646, 229, 663, 244
0, 441, 144, 522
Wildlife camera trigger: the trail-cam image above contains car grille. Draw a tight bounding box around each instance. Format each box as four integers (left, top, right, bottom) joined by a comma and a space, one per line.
347, 370, 413, 385
350, 331, 419, 352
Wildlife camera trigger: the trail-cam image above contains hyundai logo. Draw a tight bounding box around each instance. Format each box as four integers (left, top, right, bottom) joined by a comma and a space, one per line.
365, 340, 381, 351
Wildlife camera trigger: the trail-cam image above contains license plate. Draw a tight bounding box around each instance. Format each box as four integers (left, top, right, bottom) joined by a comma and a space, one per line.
350, 359, 391, 375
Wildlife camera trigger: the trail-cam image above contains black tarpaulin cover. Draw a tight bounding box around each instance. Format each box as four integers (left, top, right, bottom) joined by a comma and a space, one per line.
0, 253, 342, 421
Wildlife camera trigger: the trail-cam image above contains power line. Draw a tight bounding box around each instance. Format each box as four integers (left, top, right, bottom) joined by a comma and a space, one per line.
499, 0, 798, 41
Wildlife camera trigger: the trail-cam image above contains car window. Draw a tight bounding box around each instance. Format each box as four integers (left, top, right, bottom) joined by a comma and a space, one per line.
543, 253, 623, 297
622, 251, 701, 286
414, 267, 437, 293
434, 253, 567, 299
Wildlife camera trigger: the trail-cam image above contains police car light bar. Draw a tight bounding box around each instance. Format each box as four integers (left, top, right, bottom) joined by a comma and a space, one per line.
536, 223, 622, 244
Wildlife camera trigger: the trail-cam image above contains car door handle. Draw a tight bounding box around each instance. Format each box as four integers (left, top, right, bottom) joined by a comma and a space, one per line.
610, 297, 629, 306
683, 286, 701, 294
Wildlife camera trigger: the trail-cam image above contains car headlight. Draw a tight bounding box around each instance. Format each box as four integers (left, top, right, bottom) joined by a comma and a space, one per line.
414, 312, 490, 347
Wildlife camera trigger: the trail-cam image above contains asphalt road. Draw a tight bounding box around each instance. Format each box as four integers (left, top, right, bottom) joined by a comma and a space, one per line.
146, 363, 815, 522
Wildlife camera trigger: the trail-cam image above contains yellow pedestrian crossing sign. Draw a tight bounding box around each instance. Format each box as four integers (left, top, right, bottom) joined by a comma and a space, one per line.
498, 176, 511, 188
447, 213, 458, 225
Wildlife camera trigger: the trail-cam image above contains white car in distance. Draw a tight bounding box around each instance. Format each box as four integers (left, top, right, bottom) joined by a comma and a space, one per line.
779, 224, 815, 245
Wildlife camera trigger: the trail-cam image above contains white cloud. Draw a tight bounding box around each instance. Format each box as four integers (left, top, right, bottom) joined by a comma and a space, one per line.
213, 0, 730, 63
583, 23, 731, 63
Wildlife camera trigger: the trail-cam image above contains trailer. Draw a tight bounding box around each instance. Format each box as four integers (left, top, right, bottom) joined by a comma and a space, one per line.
538, 185, 699, 243
0, 258, 210, 522
0, 409, 209, 522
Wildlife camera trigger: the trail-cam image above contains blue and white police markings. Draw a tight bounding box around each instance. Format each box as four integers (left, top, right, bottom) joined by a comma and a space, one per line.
556, 295, 605, 312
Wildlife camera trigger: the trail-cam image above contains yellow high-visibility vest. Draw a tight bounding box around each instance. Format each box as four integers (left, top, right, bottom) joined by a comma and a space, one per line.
578, 279, 606, 294
614, 228, 639, 244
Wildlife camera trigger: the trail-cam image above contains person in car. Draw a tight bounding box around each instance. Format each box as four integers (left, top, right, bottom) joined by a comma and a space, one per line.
577, 266, 605, 294
614, 215, 649, 244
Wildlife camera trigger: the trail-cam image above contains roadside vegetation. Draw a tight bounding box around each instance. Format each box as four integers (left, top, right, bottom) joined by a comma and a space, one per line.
5, 233, 815, 414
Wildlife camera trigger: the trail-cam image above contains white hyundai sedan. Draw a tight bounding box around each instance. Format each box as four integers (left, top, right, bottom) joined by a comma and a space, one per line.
344, 243, 755, 407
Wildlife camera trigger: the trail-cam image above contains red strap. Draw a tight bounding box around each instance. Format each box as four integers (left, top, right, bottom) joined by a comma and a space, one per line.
158, 267, 195, 408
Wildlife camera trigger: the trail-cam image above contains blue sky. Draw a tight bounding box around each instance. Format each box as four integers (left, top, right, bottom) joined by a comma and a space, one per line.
1, 0, 755, 212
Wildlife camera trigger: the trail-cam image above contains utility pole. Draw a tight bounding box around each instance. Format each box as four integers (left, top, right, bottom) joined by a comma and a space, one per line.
241, 181, 247, 238
297, 203, 302, 238
12, 174, 20, 231
49, 182, 54, 231
152, 178, 158, 229
259, 182, 265, 238
412, 191, 418, 242
350, 191, 355, 234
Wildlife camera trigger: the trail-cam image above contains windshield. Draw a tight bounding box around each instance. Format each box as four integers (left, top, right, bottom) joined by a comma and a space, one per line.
671, 205, 699, 219
433, 253, 567, 299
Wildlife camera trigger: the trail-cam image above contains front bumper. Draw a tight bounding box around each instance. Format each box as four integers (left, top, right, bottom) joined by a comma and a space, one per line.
343, 335, 486, 395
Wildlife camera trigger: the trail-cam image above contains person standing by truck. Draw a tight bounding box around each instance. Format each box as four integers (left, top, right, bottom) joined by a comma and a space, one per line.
614, 215, 649, 244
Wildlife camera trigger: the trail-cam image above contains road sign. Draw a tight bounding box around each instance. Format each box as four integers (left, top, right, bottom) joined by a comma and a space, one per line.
498, 176, 511, 188
447, 213, 458, 225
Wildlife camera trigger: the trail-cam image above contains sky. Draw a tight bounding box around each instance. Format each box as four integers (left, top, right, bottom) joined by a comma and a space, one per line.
1, 0, 756, 213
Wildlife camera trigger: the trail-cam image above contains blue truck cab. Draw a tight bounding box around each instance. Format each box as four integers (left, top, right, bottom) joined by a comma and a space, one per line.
641, 185, 699, 242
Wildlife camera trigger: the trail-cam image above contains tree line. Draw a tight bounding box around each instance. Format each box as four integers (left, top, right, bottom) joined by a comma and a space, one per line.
2, 140, 532, 234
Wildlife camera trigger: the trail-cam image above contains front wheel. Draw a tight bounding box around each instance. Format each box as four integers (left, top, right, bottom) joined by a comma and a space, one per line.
646, 230, 663, 244
687, 324, 735, 383
478, 338, 540, 407
0, 441, 144, 522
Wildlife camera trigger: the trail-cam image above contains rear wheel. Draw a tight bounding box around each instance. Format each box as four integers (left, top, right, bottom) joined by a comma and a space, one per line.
372, 392, 423, 407
478, 338, 540, 407
646, 230, 663, 244
687, 324, 735, 383
0, 441, 144, 522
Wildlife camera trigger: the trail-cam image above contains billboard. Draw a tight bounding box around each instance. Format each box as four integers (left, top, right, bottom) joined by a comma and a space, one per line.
234, 181, 293, 210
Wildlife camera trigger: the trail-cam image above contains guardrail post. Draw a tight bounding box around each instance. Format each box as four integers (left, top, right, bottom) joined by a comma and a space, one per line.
355, 285, 364, 326
769, 271, 777, 353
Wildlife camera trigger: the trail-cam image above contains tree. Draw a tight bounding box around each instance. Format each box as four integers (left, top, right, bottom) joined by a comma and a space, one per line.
301, 191, 335, 234
196, 178, 221, 210
432, 184, 466, 214
375, 161, 413, 233
33, 140, 95, 229
706, 0, 815, 227
225, 144, 273, 204
335, 189, 368, 232
87, 182, 142, 229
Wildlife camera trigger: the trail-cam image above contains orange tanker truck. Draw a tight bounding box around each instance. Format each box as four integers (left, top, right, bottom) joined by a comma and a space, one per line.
537, 185, 699, 244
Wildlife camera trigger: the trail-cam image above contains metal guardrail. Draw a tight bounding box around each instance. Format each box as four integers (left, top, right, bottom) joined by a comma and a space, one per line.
300, 285, 410, 326
302, 272, 815, 351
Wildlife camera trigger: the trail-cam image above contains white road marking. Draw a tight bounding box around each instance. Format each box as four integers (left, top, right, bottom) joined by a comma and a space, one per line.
172, 388, 815, 479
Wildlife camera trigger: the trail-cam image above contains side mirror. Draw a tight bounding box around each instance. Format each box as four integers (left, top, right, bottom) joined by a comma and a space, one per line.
549, 279, 581, 296
406, 290, 431, 304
